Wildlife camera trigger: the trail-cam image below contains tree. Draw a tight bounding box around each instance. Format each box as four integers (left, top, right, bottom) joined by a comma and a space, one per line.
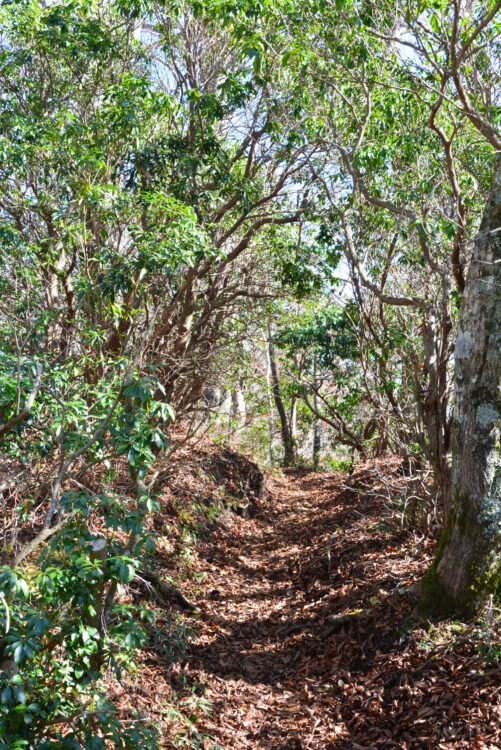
301, 0, 501, 614
421, 155, 501, 615
259, 0, 499, 612
276, 303, 371, 457
266, 319, 296, 466
380, 0, 501, 615
0, 0, 314, 743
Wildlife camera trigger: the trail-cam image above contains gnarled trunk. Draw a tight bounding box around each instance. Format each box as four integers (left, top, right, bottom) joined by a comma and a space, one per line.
419, 156, 501, 617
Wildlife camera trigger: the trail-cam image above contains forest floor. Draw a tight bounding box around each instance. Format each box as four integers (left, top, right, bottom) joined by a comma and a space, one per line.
115, 456, 501, 750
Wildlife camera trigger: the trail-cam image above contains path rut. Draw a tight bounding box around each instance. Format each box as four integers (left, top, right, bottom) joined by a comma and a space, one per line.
189, 470, 406, 748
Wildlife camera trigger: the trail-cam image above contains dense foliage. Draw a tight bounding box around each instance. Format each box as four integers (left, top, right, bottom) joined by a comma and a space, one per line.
0, 0, 499, 746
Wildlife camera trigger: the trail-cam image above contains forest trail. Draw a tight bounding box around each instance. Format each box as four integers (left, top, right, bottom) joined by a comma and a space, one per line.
179, 467, 501, 750
190, 469, 351, 748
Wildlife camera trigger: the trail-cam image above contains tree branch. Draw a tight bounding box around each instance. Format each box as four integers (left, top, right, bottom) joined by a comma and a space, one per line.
0, 363, 43, 439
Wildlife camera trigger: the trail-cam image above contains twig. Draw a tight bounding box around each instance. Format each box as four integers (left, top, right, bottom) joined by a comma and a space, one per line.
13, 511, 77, 566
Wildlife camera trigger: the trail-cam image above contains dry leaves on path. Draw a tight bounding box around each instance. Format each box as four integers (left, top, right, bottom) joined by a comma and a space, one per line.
130, 457, 501, 750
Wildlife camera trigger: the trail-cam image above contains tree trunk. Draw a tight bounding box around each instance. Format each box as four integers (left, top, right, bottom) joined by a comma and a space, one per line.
289, 353, 300, 442
419, 156, 501, 617
228, 389, 237, 445
413, 298, 452, 513
228, 377, 246, 445
267, 320, 295, 467
290, 395, 297, 441
312, 354, 321, 471
263, 328, 276, 464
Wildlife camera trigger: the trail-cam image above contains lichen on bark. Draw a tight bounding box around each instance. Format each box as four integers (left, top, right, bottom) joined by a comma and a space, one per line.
418, 155, 501, 618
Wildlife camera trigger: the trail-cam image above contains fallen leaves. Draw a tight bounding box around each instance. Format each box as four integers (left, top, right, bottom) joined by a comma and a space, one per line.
120, 452, 500, 749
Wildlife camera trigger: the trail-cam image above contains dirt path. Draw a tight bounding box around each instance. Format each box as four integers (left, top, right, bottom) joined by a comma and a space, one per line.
161, 467, 500, 750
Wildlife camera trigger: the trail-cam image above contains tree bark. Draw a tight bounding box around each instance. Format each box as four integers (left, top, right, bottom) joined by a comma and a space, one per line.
419, 156, 501, 617
312, 354, 321, 471
267, 320, 295, 467
290, 395, 297, 441
263, 328, 277, 465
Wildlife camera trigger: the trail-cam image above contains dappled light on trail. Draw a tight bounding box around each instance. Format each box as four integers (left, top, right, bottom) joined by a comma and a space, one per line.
131, 463, 500, 749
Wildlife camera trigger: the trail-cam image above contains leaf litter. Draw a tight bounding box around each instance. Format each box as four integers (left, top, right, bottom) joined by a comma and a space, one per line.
112, 451, 501, 749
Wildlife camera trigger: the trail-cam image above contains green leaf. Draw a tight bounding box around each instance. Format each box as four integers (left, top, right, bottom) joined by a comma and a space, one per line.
119, 563, 135, 583
13, 644, 24, 664
13, 686, 26, 705
17, 578, 29, 599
